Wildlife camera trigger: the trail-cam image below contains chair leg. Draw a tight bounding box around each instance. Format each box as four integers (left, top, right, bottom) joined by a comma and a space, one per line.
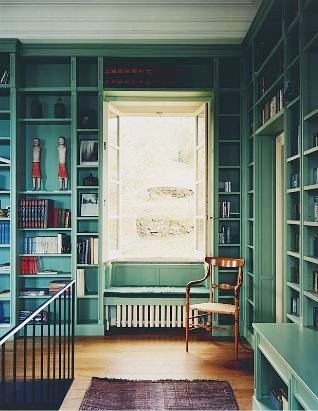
185, 302, 189, 352
234, 314, 239, 361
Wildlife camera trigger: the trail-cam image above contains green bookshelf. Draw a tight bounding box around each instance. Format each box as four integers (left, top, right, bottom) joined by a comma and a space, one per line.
74, 56, 104, 335
0, 48, 15, 332
15, 56, 73, 328
214, 57, 242, 334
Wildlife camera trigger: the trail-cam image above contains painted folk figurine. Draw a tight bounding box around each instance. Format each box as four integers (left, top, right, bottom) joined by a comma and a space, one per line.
58, 136, 68, 190
32, 138, 41, 190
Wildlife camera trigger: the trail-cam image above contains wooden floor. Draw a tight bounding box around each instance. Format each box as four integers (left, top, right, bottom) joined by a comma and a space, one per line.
60, 331, 254, 410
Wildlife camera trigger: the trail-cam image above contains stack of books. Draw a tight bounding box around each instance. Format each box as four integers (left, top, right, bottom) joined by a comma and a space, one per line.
20, 288, 48, 297
48, 279, 71, 295
0, 263, 10, 273
18, 199, 71, 228
77, 237, 98, 264
0, 222, 10, 244
22, 234, 71, 254
19, 310, 49, 323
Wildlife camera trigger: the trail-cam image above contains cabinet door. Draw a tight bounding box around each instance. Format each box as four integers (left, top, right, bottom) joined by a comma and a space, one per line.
103, 102, 121, 261
194, 103, 208, 258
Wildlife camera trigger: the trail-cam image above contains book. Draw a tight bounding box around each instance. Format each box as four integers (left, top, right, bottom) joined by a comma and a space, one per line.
0, 156, 10, 164
77, 269, 85, 297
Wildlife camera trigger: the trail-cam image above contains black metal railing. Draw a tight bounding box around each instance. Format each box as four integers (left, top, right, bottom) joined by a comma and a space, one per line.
0, 280, 75, 410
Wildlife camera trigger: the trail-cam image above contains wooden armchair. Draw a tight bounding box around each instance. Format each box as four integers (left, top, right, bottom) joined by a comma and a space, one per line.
185, 256, 244, 360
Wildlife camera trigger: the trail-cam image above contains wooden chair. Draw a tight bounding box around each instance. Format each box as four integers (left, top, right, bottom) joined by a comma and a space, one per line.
185, 256, 244, 360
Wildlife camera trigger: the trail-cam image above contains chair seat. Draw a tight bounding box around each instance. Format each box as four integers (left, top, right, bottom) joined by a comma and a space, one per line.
190, 302, 236, 315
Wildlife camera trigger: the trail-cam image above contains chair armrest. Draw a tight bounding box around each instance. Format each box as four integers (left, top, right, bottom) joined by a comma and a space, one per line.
186, 270, 210, 295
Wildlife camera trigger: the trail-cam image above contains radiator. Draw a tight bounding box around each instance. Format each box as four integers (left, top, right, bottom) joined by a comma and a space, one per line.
105, 305, 200, 330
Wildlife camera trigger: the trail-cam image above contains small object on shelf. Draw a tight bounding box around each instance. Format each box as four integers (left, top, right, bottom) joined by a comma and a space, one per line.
290, 173, 299, 188
291, 295, 299, 315
80, 193, 98, 216
0, 289, 10, 297
292, 265, 299, 283
313, 168, 318, 185
283, 81, 296, 106
218, 225, 231, 244
54, 97, 66, 119
83, 173, 98, 186
32, 138, 42, 191
79, 140, 98, 165
79, 107, 97, 129
57, 136, 68, 190
313, 271, 318, 292
313, 307, 318, 328
0, 69, 9, 84
314, 235, 318, 257
314, 197, 318, 222
0, 208, 8, 218
313, 132, 318, 148
30, 97, 43, 118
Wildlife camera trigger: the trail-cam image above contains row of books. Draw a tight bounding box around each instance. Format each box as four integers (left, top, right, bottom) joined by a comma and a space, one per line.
20, 288, 47, 297
77, 269, 86, 297
20, 282, 71, 298
291, 295, 300, 316
19, 310, 49, 323
77, 237, 99, 265
259, 88, 283, 126
269, 387, 288, 411
219, 226, 231, 244
0, 222, 10, 244
219, 201, 231, 218
48, 279, 71, 295
18, 199, 71, 228
0, 262, 10, 273
22, 234, 71, 254
21, 256, 39, 274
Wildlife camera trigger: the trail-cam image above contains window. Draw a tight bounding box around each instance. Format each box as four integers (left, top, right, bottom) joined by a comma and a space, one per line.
103, 99, 209, 261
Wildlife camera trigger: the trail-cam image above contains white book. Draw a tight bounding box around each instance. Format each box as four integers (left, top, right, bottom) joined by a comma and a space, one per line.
57, 234, 62, 254
76, 269, 85, 297
93, 238, 99, 265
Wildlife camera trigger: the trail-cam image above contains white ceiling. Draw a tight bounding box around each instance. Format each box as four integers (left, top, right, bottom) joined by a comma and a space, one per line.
0, 0, 261, 44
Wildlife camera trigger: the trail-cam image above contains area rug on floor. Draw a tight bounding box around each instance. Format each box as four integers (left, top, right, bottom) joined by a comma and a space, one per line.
79, 378, 239, 410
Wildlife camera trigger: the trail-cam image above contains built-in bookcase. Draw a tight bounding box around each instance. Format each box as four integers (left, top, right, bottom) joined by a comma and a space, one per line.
16, 56, 73, 330
214, 57, 242, 332
244, 43, 255, 337
74, 57, 104, 334
0, 50, 14, 331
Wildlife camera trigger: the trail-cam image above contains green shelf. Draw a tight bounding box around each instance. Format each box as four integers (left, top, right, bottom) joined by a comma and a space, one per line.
286, 313, 301, 324
19, 190, 72, 195
304, 221, 318, 227
286, 153, 300, 162
19, 118, 71, 124
304, 256, 318, 264
287, 14, 300, 34
255, 110, 284, 136
304, 108, 318, 122
287, 187, 300, 193
255, 37, 284, 76
18, 87, 71, 94
287, 251, 300, 259
286, 95, 300, 109
287, 220, 300, 225
304, 146, 318, 156
304, 31, 318, 52
255, 72, 284, 107
304, 290, 318, 303
286, 281, 300, 292
304, 184, 318, 191
19, 254, 72, 257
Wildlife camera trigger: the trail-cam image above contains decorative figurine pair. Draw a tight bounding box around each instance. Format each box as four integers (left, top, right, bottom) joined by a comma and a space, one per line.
32, 137, 68, 190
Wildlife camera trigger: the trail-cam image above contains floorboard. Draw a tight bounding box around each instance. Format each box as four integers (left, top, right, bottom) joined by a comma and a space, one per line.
61, 331, 254, 410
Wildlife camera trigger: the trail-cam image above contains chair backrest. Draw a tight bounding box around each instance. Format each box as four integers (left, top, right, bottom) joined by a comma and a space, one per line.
205, 256, 244, 296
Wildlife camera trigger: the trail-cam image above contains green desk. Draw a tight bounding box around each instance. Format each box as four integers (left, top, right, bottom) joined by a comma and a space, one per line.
253, 323, 318, 410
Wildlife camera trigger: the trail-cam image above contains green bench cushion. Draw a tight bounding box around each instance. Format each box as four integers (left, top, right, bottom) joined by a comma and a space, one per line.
104, 286, 209, 299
